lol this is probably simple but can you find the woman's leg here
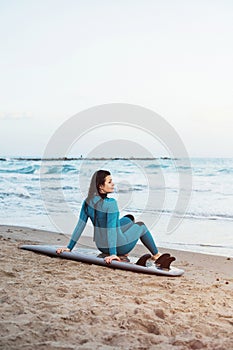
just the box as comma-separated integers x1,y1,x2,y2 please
99,217,159,257
116,239,139,255
117,218,159,256
136,221,158,255
111,216,136,255
98,216,136,255
120,215,135,233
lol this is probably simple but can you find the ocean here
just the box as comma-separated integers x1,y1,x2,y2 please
0,157,232,257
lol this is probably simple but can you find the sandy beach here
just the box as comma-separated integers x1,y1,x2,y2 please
1,225,233,350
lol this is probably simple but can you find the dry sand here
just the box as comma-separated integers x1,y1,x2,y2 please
0,224,233,350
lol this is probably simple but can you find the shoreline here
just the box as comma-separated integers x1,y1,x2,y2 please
1,225,233,349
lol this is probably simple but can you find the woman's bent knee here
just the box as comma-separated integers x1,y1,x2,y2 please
124,214,135,222
136,221,144,226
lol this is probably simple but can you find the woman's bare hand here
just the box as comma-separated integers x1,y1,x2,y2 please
56,247,71,254
104,255,121,264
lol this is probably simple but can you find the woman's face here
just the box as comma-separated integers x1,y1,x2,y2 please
99,175,114,194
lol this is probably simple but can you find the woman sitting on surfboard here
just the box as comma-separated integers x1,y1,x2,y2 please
57,170,174,268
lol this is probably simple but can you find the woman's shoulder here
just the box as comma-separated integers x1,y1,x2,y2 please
85,196,118,208
105,197,118,205
105,197,118,212
105,197,116,203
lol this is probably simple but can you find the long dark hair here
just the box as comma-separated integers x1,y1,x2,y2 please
87,170,111,202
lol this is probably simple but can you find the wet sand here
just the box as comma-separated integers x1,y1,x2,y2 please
0,225,233,350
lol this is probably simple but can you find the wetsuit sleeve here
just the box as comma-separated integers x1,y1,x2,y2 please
107,199,119,256
67,201,88,250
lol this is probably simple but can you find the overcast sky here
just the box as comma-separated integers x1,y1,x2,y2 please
0,0,232,158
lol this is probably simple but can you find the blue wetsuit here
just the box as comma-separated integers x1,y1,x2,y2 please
67,195,158,256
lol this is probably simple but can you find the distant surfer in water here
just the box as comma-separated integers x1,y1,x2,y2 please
57,170,174,268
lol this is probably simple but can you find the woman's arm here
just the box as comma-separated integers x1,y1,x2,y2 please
105,198,119,258
56,201,88,253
